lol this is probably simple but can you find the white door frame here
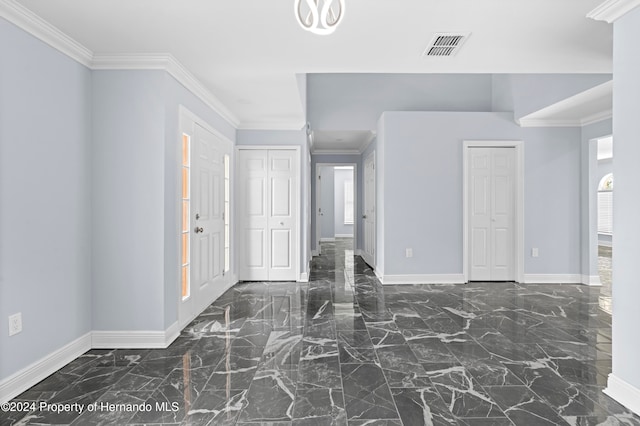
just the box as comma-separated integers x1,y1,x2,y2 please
237,145,301,282
463,140,524,283
314,162,358,255
362,151,376,268
177,106,234,329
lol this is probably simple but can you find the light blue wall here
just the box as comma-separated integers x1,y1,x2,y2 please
505,74,612,121
308,74,493,131
334,168,354,237
0,18,92,380
91,70,167,331
309,73,611,131
320,166,335,239
580,119,612,278
611,6,640,391
378,111,582,277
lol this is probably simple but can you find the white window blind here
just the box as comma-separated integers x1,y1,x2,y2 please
344,181,354,225
598,191,613,235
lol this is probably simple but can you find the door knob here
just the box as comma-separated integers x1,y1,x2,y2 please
195,227,204,233
362,214,367,219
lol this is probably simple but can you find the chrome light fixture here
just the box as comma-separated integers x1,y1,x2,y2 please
295,0,345,35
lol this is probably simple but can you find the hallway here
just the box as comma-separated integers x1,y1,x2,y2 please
1,240,637,425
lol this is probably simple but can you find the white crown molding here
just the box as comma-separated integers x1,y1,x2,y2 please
0,332,92,404
582,109,613,126
588,0,640,23
1,1,242,129
518,109,612,128
0,0,93,66
518,118,583,127
92,54,240,128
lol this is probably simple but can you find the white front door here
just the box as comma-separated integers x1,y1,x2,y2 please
239,148,299,281
468,147,515,281
192,124,226,312
362,152,376,267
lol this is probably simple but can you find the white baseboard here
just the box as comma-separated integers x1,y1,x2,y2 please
604,373,640,416
582,274,602,286
334,234,353,238
0,332,92,404
311,249,319,257
523,274,582,284
299,272,309,282
380,274,466,285
92,321,180,349
320,237,335,242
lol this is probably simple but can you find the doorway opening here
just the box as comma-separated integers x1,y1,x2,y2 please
597,136,613,313
315,163,357,257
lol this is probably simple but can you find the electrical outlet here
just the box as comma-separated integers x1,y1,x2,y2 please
531,248,539,258
406,248,413,258
9,313,22,336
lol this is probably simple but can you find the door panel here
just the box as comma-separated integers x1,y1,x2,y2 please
271,229,291,268
246,229,265,268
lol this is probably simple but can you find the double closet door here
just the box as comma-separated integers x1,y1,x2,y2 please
468,147,516,281
238,148,299,281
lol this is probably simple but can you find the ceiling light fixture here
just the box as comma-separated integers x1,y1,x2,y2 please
295,0,345,35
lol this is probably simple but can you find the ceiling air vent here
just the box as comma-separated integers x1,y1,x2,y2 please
423,33,469,57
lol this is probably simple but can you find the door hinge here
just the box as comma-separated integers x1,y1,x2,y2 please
222,211,225,221
318,175,321,180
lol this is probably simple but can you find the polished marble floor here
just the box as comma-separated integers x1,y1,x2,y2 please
3,239,639,425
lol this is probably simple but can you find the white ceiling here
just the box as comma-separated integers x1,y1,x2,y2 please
10,0,612,130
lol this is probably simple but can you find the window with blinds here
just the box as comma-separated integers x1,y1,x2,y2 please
344,181,354,225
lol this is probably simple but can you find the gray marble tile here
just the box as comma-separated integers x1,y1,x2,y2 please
3,240,624,426
341,363,399,421
237,369,298,422
486,386,571,426
292,387,347,425
391,386,458,425
428,365,503,418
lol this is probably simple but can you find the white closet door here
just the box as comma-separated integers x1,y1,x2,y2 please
239,149,269,280
238,148,298,281
469,147,515,281
267,149,298,281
